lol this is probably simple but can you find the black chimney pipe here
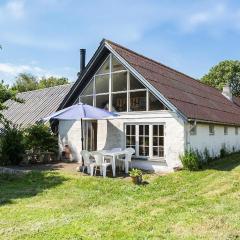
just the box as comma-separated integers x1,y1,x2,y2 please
80,49,86,74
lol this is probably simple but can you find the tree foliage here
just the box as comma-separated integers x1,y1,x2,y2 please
12,73,38,92
201,60,240,96
0,81,19,123
24,123,58,154
12,73,69,93
0,122,25,166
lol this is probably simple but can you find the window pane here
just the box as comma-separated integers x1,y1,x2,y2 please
112,56,125,72
153,125,158,136
96,94,109,110
131,125,135,135
81,80,93,95
159,137,164,146
139,146,149,156
112,72,127,92
112,92,127,112
149,93,166,111
95,75,109,94
80,96,93,106
126,136,131,145
153,147,158,157
130,74,145,90
130,91,146,111
159,125,164,136
145,125,149,135
159,147,164,157
139,125,143,135
153,137,158,146
96,57,110,74
126,125,131,135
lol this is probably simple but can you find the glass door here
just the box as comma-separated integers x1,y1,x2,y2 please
84,120,97,151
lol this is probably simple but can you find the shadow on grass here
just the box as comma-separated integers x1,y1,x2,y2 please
202,153,240,171
0,171,67,206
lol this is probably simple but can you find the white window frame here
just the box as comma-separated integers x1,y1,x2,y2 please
209,124,215,135
79,53,167,112
224,126,228,135
235,126,238,135
124,123,165,161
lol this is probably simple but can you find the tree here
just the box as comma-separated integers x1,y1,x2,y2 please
12,73,38,92
201,60,240,97
38,76,69,89
0,81,20,124
12,74,70,92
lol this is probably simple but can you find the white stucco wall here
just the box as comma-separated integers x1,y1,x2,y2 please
58,120,82,162
58,111,185,171
188,123,240,157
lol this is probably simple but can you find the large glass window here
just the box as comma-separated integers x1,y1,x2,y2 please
79,53,168,112
82,80,93,95
112,92,127,112
112,55,125,72
149,93,167,111
112,72,127,92
95,75,109,94
130,91,146,111
96,57,110,74
96,94,109,110
79,96,93,106
130,74,145,90
125,124,164,159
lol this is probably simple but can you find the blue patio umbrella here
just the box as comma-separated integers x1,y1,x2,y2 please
43,103,117,165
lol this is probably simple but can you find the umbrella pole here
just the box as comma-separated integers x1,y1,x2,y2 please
81,118,84,168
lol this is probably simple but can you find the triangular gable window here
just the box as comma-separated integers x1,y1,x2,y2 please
112,55,125,72
96,56,110,75
79,53,168,112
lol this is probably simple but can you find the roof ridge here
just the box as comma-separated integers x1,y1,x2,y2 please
104,39,221,93
17,83,73,95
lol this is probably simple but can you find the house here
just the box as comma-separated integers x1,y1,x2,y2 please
2,84,72,128
57,39,240,172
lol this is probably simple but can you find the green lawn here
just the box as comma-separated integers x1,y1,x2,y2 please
1,155,240,240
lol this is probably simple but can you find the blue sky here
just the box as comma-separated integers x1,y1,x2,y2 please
1,0,240,85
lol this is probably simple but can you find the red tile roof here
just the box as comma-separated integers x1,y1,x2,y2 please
107,40,240,125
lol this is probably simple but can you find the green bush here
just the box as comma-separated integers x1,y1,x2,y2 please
0,122,25,166
180,149,200,171
220,144,228,158
203,147,212,163
24,123,58,154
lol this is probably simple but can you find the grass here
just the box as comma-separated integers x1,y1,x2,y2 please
1,155,240,240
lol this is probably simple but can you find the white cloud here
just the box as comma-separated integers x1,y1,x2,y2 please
180,3,240,33
0,62,65,84
0,0,26,21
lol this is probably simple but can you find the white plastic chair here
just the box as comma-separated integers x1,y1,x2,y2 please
80,150,93,174
117,148,135,172
90,152,112,177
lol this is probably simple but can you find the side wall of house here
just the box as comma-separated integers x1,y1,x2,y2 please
58,120,82,162
97,112,185,170
188,123,240,157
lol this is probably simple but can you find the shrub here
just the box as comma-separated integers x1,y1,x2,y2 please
180,149,199,171
129,168,142,177
0,122,25,166
24,123,58,154
203,147,212,163
220,144,228,158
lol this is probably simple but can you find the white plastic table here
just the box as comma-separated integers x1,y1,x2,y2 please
100,149,128,177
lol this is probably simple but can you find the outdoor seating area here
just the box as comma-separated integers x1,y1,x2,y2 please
80,147,135,177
